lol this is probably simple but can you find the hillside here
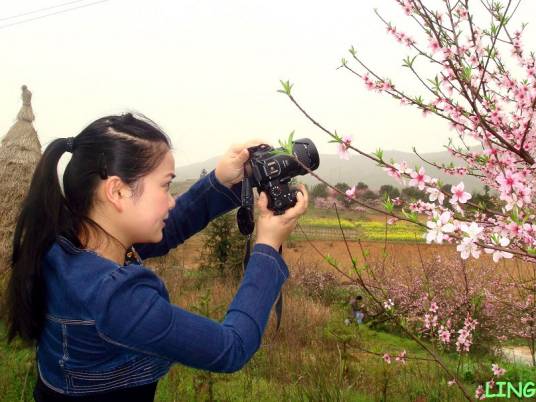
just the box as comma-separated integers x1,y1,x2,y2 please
174,148,483,193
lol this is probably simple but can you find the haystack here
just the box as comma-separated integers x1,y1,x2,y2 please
0,86,42,274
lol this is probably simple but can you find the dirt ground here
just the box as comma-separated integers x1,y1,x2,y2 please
171,234,532,278
502,346,536,366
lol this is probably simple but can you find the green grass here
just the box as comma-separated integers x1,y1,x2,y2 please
1,272,534,402
3,312,529,401
295,213,426,242
0,322,35,401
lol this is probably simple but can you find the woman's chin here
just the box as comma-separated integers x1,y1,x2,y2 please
155,228,165,241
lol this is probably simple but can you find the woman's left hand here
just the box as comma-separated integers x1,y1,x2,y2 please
215,139,268,188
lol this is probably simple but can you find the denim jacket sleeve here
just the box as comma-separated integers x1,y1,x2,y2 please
94,244,288,373
134,169,242,260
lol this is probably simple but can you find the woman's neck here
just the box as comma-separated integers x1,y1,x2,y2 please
94,242,128,266
79,229,130,266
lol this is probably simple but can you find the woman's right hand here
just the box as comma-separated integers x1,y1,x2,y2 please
254,184,309,251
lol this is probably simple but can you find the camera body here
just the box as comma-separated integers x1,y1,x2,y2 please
245,138,319,215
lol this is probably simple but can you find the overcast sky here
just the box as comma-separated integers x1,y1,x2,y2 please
1,0,535,168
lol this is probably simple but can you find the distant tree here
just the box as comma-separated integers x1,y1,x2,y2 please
334,182,351,206
379,184,400,200
401,187,426,202
362,190,379,201
334,182,350,192
311,183,328,199
200,168,208,178
356,182,368,191
471,185,495,211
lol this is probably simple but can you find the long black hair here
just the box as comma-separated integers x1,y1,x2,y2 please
4,113,171,343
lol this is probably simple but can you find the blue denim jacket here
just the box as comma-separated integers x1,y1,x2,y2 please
37,169,289,395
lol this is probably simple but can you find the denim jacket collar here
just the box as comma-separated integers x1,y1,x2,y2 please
56,235,142,267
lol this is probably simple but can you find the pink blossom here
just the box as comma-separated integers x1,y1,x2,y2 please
456,328,472,352
401,0,413,15
385,165,401,181
489,108,504,125
514,84,529,104
441,46,453,60
385,161,409,183
460,222,482,241
457,238,481,259
387,217,399,225
381,81,394,92
449,182,472,204
496,170,524,193
403,36,415,47
392,197,404,206
426,211,455,244
484,236,513,262
424,313,438,329
337,135,352,160
514,186,532,208
501,75,515,90
409,167,430,190
427,187,445,204
455,6,468,19
428,38,441,53
438,327,451,344
491,363,506,377
475,385,485,400
383,353,392,364
345,185,356,199
362,74,375,91
395,350,407,364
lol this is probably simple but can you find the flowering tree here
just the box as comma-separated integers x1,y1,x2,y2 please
277,0,536,399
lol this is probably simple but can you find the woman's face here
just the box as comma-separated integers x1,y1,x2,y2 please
123,150,176,245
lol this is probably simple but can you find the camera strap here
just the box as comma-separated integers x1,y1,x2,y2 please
237,174,283,331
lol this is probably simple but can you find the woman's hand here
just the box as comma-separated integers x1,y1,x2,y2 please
215,139,268,188
255,184,309,251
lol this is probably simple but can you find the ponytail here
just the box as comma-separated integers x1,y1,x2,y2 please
4,113,171,343
6,138,72,342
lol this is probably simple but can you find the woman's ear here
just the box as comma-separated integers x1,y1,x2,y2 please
102,176,132,212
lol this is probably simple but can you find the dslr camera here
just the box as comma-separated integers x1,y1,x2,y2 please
244,138,320,215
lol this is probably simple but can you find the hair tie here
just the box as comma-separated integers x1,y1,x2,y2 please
65,137,75,153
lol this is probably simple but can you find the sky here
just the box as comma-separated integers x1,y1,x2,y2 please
1,0,536,168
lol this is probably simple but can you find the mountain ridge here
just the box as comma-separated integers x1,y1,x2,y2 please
174,148,483,192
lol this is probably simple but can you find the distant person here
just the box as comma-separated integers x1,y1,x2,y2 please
3,113,309,401
349,294,365,324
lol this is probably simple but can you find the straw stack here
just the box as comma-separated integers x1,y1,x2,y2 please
0,86,42,274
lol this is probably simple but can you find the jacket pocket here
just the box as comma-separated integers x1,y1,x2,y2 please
63,355,165,394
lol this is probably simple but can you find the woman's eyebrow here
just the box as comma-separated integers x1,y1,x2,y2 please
165,173,176,179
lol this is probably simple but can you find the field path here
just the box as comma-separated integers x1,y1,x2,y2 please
501,346,535,366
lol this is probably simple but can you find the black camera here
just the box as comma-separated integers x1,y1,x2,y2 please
244,138,320,215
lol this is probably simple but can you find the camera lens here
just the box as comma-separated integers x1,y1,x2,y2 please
292,138,320,174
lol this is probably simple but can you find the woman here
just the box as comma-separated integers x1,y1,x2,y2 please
3,113,308,401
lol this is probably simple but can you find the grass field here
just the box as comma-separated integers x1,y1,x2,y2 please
1,239,534,401
1,205,534,401
292,207,426,243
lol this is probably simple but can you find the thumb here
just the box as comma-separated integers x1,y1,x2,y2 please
239,148,249,161
257,191,269,213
